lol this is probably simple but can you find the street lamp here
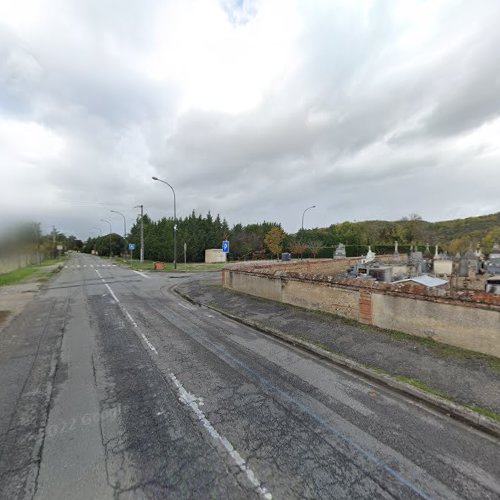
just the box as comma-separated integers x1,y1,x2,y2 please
134,204,144,263
152,176,177,269
301,205,316,230
110,209,127,255
100,218,112,258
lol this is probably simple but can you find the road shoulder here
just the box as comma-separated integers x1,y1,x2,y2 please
175,276,500,438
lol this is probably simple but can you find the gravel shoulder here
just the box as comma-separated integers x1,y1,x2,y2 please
177,275,500,417
0,263,64,333
0,283,41,333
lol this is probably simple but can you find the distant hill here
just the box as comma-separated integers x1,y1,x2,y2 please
299,212,500,254
429,212,500,242
363,212,500,243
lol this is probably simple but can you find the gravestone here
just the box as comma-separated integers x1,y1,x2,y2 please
334,243,346,259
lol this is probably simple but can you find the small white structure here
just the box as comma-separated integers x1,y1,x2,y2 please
393,275,448,288
362,245,376,264
433,247,453,276
433,259,453,276
205,249,227,263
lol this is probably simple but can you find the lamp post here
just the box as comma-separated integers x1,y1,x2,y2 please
134,204,144,263
152,176,177,269
110,209,127,256
91,227,102,255
301,205,316,231
100,219,112,258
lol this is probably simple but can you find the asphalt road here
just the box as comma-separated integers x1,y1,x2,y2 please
1,253,499,499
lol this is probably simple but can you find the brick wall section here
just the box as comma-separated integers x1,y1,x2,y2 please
222,260,500,358
224,259,500,312
358,291,372,324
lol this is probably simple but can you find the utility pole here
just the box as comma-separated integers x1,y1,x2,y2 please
134,205,144,263
34,222,41,265
52,226,56,259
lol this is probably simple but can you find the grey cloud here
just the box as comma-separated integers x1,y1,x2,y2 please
424,40,500,137
2,0,500,239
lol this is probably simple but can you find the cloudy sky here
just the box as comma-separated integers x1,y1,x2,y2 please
1,0,500,239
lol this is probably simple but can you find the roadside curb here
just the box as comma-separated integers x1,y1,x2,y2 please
174,287,500,439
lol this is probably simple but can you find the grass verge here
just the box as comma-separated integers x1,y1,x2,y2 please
113,258,227,273
396,376,500,422
0,257,66,286
0,267,39,286
394,376,448,399
464,405,500,422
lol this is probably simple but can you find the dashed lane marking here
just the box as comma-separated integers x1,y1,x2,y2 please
140,333,158,354
66,264,114,268
94,268,157,355
104,283,120,303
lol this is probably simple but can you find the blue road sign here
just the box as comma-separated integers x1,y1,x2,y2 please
128,243,136,250
222,240,229,253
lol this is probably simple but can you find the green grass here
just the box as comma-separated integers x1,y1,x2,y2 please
395,376,448,399
37,256,67,267
399,376,500,422
112,258,155,270
0,267,39,286
464,405,500,422
113,258,227,273
390,376,500,422
0,257,66,286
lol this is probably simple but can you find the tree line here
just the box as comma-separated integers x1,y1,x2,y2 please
81,210,500,262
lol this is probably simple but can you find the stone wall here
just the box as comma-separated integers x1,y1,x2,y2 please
0,253,41,274
205,249,227,264
222,261,500,358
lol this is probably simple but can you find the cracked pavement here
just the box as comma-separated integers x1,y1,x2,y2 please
0,253,499,499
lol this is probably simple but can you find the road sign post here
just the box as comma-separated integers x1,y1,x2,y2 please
128,243,136,265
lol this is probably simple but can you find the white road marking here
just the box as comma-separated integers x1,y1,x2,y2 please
133,270,149,278
104,283,120,303
95,269,120,302
178,302,192,310
124,309,138,327
94,268,158,355
169,373,272,499
141,333,158,355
